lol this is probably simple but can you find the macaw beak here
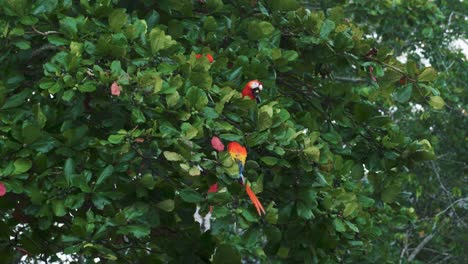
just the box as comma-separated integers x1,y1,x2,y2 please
252,88,261,103
252,83,263,103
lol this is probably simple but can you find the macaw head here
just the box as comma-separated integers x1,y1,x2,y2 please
242,80,263,103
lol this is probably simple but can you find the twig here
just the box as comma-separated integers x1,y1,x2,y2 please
431,161,450,198
399,231,409,264
408,233,435,261
434,197,468,218
333,76,367,83
31,26,61,36
369,57,415,82
431,161,467,226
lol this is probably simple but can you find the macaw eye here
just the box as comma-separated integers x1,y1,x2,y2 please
251,82,259,88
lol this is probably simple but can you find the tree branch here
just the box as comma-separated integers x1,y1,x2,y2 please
408,233,435,262
399,231,410,264
333,76,367,83
31,26,61,36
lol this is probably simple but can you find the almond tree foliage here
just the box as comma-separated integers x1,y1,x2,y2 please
0,0,443,263
345,1,468,263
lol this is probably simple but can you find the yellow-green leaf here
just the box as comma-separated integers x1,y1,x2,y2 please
188,166,201,176
429,96,445,109
418,67,437,82
157,199,175,212
163,151,184,161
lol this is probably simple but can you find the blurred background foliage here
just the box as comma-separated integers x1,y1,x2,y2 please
0,0,465,263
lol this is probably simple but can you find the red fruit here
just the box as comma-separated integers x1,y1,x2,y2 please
110,82,122,96
206,53,214,63
208,183,218,193
195,53,214,63
211,136,224,151
0,182,6,197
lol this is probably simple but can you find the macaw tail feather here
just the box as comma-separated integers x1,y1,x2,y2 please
245,184,266,216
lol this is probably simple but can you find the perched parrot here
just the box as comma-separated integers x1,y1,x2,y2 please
227,142,266,215
241,80,263,103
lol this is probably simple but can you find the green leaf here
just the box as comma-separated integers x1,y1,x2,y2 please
179,188,203,203
108,8,128,32
322,132,340,144
166,92,180,108
149,27,177,53
246,131,269,147
51,200,67,217
270,0,299,11
108,134,125,144
131,108,146,123
343,202,358,217
181,123,198,140
78,82,96,92
156,199,175,212
59,16,78,37
258,105,273,131
265,206,279,224
117,225,150,238
64,193,85,209
14,40,31,50
203,16,218,31
337,193,356,203
206,0,224,12
429,96,445,109
418,67,437,82
64,158,75,186
33,104,47,128
140,173,155,189
304,146,320,162
32,0,58,15
394,84,412,103
277,247,290,259
333,218,346,233
381,185,400,203
213,244,241,264
296,201,313,220
351,164,364,179
22,124,42,144
248,21,275,40
163,151,184,161
188,166,201,176
95,165,114,186
14,159,32,174
185,87,208,111
344,220,359,233
154,76,163,93
320,19,335,39
260,156,279,166
2,89,30,109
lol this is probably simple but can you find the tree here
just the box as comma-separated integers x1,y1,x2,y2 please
0,0,441,263
345,0,467,262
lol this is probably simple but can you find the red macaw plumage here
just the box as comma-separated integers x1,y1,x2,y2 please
227,142,265,215
207,183,218,212
241,80,263,103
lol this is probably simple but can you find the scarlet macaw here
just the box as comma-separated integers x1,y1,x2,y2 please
227,142,265,215
241,80,263,103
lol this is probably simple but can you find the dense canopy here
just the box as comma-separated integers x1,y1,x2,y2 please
0,0,465,263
